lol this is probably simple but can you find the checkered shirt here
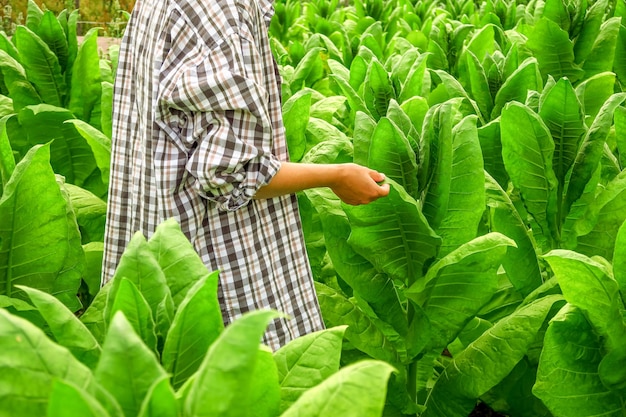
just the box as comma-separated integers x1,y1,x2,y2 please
102,0,323,349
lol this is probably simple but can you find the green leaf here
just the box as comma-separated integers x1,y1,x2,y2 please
0,144,83,310
422,114,485,256
463,50,493,120
0,309,99,416
146,218,213,307
66,119,111,185
355,117,419,197
573,0,609,63
398,52,430,104
14,25,66,107
18,104,102,191
282,90,312,162
501,102,559,245
538,77,586,194
575,171,626,260
526,18,584,83
274,326,346,412
491,57,542,118
485,174,543,296
362,58,395,120
328,59,369,118
478,119,507,187
0,116,15,188
0,50,42,111
280,360,395,417
582,17,621,78
343,179,441,286
110,233,167,308
95,312,168,417
83,241,103,298
315,282,401,364
575,71,616,122
109,278,158,354
69,28,102,124
613,220,626,296
306,188,407,337
37,10,70,74
25,0,43,31
136,376,178,417
101,81,113,138
62,182,106,244
407,233,515,352
543,250,626,349
47,380,112,417
540,0,571,32
565,93,626,216
162,271,223,390
534,304,626,417
184,310,282,417
422,295,563,417
19,285,101,369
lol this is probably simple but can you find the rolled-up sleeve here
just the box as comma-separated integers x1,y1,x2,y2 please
159,29,281,211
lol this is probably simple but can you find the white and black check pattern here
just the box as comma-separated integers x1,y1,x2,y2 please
102,0,323,349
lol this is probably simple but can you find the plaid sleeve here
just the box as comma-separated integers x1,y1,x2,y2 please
159,29,281,211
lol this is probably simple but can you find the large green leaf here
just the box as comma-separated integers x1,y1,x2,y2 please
534,304,626,417
582,17,621,78
18,104,101,191
109,278,158,354
37,10,70,74
343,180,441,286
328,59,369,118
184,310,282,417
280,360,395,417
422,114,485,256
47,380,112,417
19,285,101,369
501,102,559,245
95,312,167,417
485,174,543,296
68,28,102,125
565,93,626,216
274,326,346,413
397,52,430,104
0,115,15,189
354,116,419,197
574,171,626,260
315,282,401,364
0,144,82,310
146,218,214,307
13,25,66,107
526,18,585,83
306,188,407,336
0,50,42,111
282,90,312,162
62,182,106,244
544,249,626,391
575,72,616,122
407,233,515,352
362,58,395,120
66,119,111,186
573,0,609,63
538,77,586,194
491,57,542,119
0,309,109,417
136,376,178,417
162,272,223,389
462,50,493,120
422,295,563,417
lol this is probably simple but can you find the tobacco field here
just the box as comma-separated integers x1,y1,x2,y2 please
0,0,625,415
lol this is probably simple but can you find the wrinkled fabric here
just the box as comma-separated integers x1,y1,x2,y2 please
102,0,323,349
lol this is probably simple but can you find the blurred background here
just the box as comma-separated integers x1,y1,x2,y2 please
2,0,133,36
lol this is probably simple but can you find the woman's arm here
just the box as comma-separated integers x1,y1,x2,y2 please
254,162,390,205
